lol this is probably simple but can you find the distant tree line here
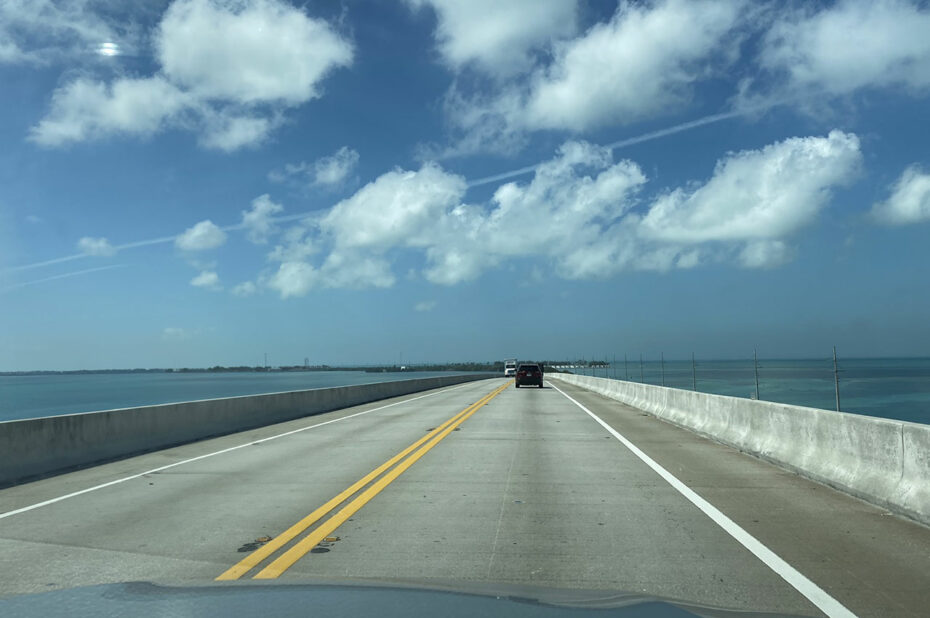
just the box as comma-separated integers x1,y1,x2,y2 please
1,359,594,376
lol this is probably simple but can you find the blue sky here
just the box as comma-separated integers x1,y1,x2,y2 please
2,0,930,371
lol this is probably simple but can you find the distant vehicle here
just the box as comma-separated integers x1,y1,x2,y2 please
515,363,543,388
504,359,517,377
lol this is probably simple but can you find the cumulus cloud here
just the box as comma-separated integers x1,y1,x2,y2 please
190,270,221,290
270,146,360,188
872,165,930,225
242,194,284,244
31,76,189,146
639,130,862,242
748,0,930,106
522,0,744,132
30,0,353,149
268,261,316,299
260,131,862,297
158,0,351,103
77,236,116,256
321,163,467,251
312,147,360,186
414,300,437,312
443,0,746,153
422,141,648,283
175,220,227,251
267,220,318,263
406,0,577,77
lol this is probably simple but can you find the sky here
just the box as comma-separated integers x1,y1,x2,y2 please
1,0,930,371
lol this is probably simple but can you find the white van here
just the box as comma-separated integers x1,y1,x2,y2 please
504,359,517,377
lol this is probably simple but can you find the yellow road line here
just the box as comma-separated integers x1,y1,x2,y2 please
216,381,508,581
254,381,509,579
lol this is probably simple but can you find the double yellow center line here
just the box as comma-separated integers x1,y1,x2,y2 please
217,381,509,580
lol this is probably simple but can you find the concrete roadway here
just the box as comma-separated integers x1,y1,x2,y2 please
1,377,929,616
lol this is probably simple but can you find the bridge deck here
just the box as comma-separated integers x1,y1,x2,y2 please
1,378,928,616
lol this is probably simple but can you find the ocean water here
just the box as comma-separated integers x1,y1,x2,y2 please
0,371,472,423
573,357,930,425
3,359,929,425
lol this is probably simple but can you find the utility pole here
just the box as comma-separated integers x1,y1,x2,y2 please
640,353,644,383
833,346,841,412
691,352,697,391
753,348,760,400
661,352,665,387
624,353,628,380
264,352,267,370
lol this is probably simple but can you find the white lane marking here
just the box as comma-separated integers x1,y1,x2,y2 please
548,381,856,618
0,381,488,521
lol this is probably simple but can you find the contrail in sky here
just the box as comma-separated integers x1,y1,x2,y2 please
466,108,750,188
4,105,768,275
2,212,323,275
0,264,127,293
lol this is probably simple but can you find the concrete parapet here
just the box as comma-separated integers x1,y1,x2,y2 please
0,374,495,487
551,373,930,527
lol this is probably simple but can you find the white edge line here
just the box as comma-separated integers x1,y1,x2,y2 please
547,380,857,618
0,381,485,521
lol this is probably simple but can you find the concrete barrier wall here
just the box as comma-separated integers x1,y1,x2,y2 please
0,374,496,487
550,373,930,527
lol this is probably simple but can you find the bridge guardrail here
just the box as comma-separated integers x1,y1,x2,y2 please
0,374,497,487
551,373,930,527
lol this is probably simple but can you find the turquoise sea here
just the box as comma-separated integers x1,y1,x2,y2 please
2,359,928,425
0,371,470,423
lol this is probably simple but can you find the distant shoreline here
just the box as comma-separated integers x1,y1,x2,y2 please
2,356,926,377
0,364,500,377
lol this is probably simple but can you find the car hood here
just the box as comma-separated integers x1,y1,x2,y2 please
0,578,806,618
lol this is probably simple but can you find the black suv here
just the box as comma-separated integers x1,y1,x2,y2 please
515,363,543,388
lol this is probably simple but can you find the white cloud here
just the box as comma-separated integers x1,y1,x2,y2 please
242,194,284,244
268,261,317,299
318,251,395,289
444,0,746,153
30,77,189,146
190,270,221,290
231,280,258,296
267,220,318,262
872,165,930,225
30,0,353,149
522,0,745,132
77,236,116,256
197,111,279,152
414,300,437,312
270,146,360,188
422,141,647,283
321,163,467,251
176,220,227,251
158,0,352,104
407,0,577,77
639,131,862,243
756,0,930,100
261,132,861,296
312,146,360,186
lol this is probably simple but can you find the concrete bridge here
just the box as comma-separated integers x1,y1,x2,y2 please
1,374,928,616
